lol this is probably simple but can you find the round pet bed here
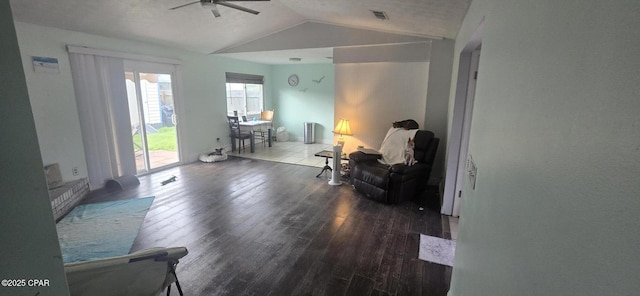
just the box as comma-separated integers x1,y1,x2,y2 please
199,150,228,163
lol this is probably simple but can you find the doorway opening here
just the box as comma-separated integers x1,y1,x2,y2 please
442,20,483,217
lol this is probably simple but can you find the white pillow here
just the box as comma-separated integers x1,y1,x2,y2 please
378,128,419,165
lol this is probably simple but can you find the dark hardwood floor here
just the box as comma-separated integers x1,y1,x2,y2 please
84,156,452,295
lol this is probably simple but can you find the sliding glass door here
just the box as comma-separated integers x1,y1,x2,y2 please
125,62,180,174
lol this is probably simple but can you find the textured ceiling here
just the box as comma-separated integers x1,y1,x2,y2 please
9,0,470,62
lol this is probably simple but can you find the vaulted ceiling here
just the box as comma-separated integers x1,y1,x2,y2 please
9,0,471,64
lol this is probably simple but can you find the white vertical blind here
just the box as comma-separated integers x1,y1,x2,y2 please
69,53,136,189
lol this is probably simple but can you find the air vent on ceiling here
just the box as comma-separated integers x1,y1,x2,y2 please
371,10,389,21
289,57,302,62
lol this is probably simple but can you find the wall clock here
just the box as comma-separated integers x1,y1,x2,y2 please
288,74,299,87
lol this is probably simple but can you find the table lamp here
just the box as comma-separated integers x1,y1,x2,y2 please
333,119,352,146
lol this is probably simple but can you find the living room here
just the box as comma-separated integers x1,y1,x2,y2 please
8,2,454,294
14,20,451,191
3,0,640,295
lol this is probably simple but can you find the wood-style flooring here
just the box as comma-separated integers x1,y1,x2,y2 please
84,156,452,296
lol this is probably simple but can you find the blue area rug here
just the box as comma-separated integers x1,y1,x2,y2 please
56,196,155,263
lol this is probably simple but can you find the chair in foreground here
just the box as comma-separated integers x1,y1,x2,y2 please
227,115,252,152
64,247,188,296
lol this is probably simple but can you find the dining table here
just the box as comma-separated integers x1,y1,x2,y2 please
239,120,272,153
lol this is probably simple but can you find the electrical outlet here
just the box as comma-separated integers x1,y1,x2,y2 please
72,167,79,176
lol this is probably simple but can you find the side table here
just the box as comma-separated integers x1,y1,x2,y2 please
314,150,348,178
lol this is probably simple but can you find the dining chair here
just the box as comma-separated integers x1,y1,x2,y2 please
227,116,252,151
255,110,274,146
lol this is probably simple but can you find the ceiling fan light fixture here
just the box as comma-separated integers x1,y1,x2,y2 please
371,10,389,21
211,7,221,17
170,0,266,16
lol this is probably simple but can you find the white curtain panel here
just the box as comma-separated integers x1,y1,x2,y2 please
69,53,136,189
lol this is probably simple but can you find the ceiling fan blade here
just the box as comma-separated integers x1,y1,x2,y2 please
217,1,260,15
211,7,221,17
169,1,201,10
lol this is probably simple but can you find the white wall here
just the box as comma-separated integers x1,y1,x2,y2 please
0,4,68,294
271,64,335,143
16,23,87,183
447,0,640,295
15,22,271,184
334,62,429,154
333,41,451,185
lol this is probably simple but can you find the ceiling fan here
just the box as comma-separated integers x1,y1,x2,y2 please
169,0,269,18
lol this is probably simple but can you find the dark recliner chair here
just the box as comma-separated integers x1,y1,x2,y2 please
349,130,439,204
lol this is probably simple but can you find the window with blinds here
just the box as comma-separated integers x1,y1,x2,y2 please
225,72,264,118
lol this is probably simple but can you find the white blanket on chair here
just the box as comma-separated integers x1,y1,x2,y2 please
378,128,419,165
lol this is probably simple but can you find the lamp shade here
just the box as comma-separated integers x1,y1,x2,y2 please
333,119,353,136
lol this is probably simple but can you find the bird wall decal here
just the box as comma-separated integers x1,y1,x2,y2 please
312,75,325,83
